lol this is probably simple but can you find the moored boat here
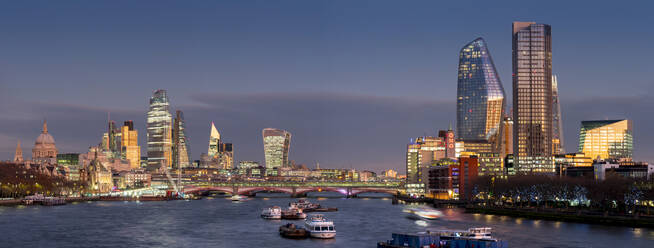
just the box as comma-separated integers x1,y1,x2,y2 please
261,206,282,219
304,214,336,239
282,207,307,220
290,199,320,210
279,223,309,239
231,195,248,201
377,227,507,248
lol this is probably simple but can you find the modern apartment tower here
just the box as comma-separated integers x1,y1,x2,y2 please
121,120,141,169
456,38,506,148
551,75,564,155
262,128,291,169
146,89,173,171
512,22,554,173
578,120,633,161
172,110,190,169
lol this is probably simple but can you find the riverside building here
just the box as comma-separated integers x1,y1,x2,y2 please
512,22,554,173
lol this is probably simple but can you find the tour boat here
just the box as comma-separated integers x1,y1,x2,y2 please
403,206,443,220
290,199,320,210
279,223,309,239
231,195,247,201
304,214,336,238
377,227,507,248
261,206,282,219
281,207,307,220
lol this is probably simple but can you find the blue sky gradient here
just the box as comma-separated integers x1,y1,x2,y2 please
1,1,653,171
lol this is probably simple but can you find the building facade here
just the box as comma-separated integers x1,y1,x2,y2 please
146,89,173,171
208,122,220,158
551,75,564,155
457,38,506,150
121,120,141,169
512,22,554,173
578,120,633,161
262,128,291,170
172,110,190,169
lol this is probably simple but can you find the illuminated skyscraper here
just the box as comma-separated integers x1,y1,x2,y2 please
512,22,554,173
552,75,565,154
262,128,291,169
456,38,505,148
578,120,633,161
173,110,190,169
208,122,220,158
121,120,141,169
146,89,173,171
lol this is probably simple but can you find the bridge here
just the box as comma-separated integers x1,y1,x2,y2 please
182,181,401,198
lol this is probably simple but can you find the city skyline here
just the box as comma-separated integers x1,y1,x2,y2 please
1,1,653,171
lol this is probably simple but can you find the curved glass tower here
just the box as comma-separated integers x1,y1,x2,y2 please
262,128,291,169
456,38,505,144
146,89,173,170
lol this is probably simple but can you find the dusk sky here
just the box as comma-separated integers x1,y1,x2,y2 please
1,0,653,172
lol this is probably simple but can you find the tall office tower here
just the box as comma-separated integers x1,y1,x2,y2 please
107,120,119,154
551,75,565,155
172,110,190,169
578,120,633,161
457,38,506,151
512,22,554,173
208,122,220,158
146,89,173,171
220,143,234,169
121,120,141,169
502,116,514,156
262,128,291,169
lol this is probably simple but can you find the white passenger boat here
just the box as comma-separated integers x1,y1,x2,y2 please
231,195,247,201
261,206,282,219
304,214,336,238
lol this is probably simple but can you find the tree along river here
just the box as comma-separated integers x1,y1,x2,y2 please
1,192,653,247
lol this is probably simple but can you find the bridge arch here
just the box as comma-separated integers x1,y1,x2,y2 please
183,186,233,195
350,188,398,197
295,187,348,196
237,187,294,196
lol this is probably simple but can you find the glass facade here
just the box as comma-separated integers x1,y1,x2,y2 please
121,120,141,169
262,128,291,169
552,75,565,154
173,110,190,169
456,38,505,144
512,22,554,173
578,120,633,160
146,89,173,170
208,122,220,158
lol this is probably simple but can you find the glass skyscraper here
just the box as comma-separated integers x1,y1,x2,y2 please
173,110,190,169
208,122,220,158
146,89,173,171
512,22,554,173
552,75,565,155
262,128,291,169
578,120,633,161
456,38,505,146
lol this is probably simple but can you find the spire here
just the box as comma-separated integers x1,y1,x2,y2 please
14,140,23,162
42,119,48,134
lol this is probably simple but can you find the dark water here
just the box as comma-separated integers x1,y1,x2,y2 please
1,193,653,248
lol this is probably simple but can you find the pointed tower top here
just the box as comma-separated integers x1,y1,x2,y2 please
42,119,48,134
448,123,453,131
14,139,23,162
210,122,220,140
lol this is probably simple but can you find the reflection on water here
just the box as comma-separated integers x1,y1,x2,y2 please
0,192,652,248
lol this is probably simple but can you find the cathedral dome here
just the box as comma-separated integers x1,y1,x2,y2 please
32,120,57,161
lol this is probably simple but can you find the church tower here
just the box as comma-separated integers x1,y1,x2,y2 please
14,140,23,162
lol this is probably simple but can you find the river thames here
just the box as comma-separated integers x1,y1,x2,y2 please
1,193,653,248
